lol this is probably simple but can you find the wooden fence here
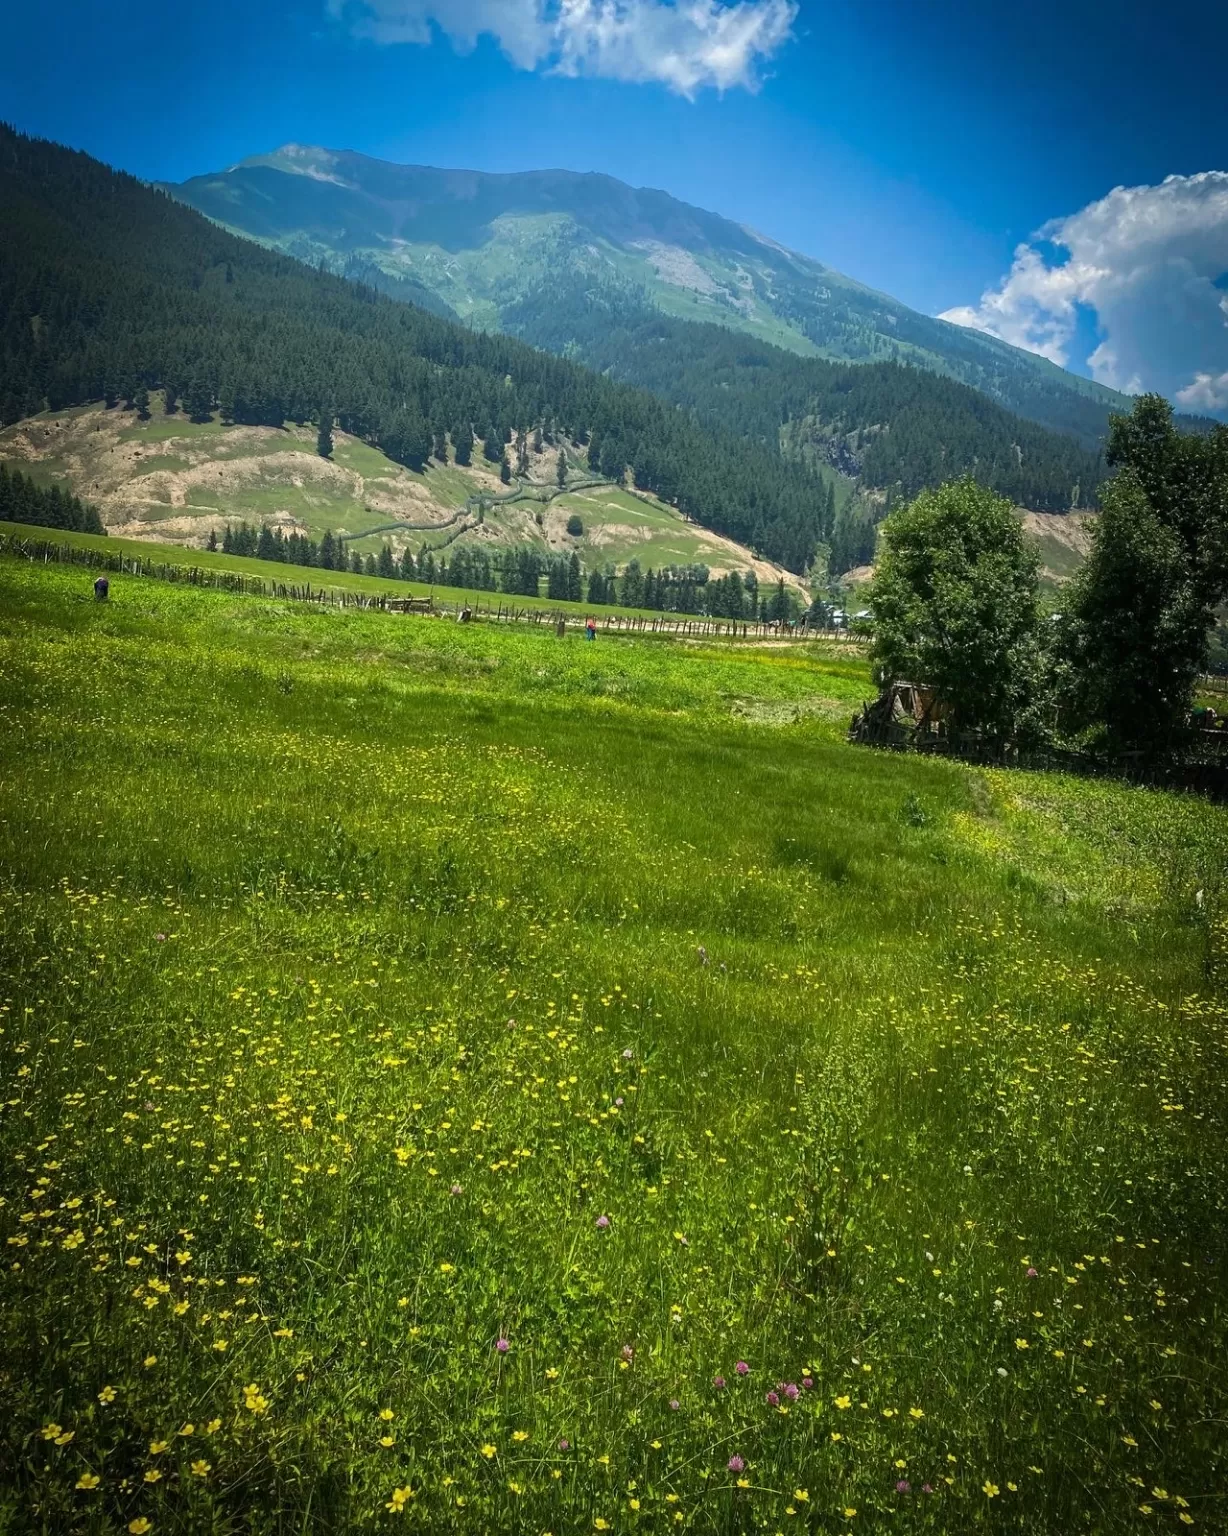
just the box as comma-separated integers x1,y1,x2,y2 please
0,530,856,643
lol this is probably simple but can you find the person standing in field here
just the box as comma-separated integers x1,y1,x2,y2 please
94,575,109,601
585,617,596,642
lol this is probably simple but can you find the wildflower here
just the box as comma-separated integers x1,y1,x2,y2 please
98,1386,117,1404
496,1338,510,1355
909,1406,924,1419
242,1383,269,1415
668,1400,680,1411
1015,1338,1029,1350
728,1456,745,1473
795,1489,809,1502
190,1460,210,1478
596,1215,610,1229
55,1431,74,1447
379,1436,395,1448
40,1424,62,1441
834,1395,852,1410
128,1522,153,1535
802,1377,814,1389
76,1473,101,1490
379,1408,395,1421
896,1480,911,1493
735,1360,749,1375
1027,1267,1038,1278
450,1184,463,1195
386,1486,414,1513
983,1481,1000,1498
149,1441,168,1455
144,1470,163,1484
481,1444,497,1459
622,1049,633,1059
765,1391,780,1407
713,1376,726,1390
143,1355,158,1368
512,1430,529,1442
559,1439,570,1451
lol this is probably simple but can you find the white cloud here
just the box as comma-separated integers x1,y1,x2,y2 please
939,172,1228,415
331,0,797,94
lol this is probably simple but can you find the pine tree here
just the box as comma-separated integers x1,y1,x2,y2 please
454,424,473,467
318,530,336,570
567,552,582,602
207,528,218,552
377,543,395,579
399,547,416,582
556,452,567,490
317,409,334,459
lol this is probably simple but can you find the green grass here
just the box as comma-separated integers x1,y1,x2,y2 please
1,556,1226,1534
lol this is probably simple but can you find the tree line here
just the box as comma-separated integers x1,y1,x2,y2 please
0,462,103,534
0,126,832,574
214,520,795,618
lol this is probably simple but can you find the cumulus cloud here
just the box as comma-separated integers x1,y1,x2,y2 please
940,172,1228,415
331,0,798,95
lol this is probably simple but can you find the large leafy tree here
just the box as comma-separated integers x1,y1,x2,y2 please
1059,396,1228,752
869,477,1041,742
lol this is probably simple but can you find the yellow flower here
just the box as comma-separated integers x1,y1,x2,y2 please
40,1424,62,1441
205,1419,221,1434
545,1367,560,1381
273,1328,293,1339
143,1355,158,1368
1015,1338,1029,1350
736,1478,750,1489
178,1423,195,1436
378,1408,395,1421
983,1482,1000,1498
842,1509,857,1519
909,1406,924,1419
55,1431,75,1447
512,1430,529,1442
595,1522,611,1532
76,1473,101,1490
144,1470,163,1484
629,1497,640,1509
386,1486,414,1513
149,1441,168,1455
794,1489,809,1502
129,1521,153,1535
242,1385,268,1415
98,1386,117,1404
1179,1515,1195,1526
190,1460,211,1478
834,1395,852,1410
481,1444,497,1459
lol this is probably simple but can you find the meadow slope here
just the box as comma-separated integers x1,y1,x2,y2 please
0,559,1225,1535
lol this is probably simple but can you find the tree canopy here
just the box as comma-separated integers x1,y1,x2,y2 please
869,478,1041,743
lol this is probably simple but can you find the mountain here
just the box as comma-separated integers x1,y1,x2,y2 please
170,145,1132,447
0,126,834,573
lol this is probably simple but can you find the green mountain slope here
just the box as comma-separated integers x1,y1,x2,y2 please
170,145,1133,445
0,126,833,573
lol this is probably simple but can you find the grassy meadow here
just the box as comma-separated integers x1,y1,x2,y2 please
1,556,1226,1534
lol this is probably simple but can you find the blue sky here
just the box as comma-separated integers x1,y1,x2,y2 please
4,0,1227,406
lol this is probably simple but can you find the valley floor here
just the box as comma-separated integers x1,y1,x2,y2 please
0,558,1225,1533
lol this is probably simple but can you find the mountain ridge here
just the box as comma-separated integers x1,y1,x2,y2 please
170,144,1134,446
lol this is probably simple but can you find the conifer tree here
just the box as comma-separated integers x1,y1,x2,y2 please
317,409,334,459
